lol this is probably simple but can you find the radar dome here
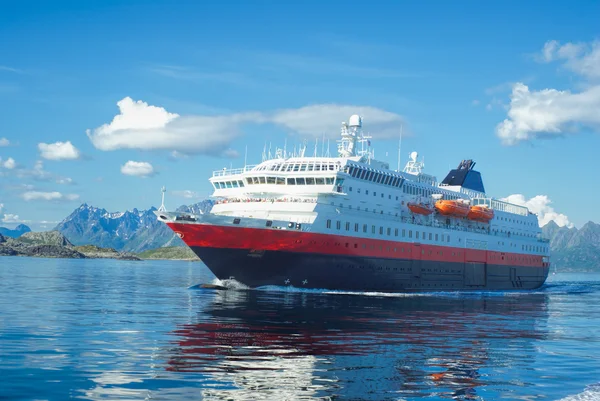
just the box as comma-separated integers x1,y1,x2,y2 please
348,114,362,127
410,151,418,161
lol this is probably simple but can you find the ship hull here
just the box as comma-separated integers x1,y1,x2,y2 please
191,246,549,292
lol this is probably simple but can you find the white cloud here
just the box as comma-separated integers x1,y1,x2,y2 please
539,40,600,80
0,203,4,212
1,157,16,169
268,104,405,139
495,83,600,145
87,97,405,155
38,141,81,160
21,191,80,202
0,137,9,147
120,161,155,177
502,194,572,228
172,190,200,199
56,177,73,185
2,214,27,223
497,40,600,145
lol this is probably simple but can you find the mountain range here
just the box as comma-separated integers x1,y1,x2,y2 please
53,201,213,252
0,224,31,238
542,220,600,271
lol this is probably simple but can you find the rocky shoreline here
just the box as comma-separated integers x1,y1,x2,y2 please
0,231,141,261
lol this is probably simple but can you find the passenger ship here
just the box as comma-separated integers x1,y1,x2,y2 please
157,115,550,292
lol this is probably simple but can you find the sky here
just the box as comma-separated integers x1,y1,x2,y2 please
1,0,599,231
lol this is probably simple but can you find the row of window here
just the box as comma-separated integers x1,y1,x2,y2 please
214,180,245,189
349,187,400,201
243,176,336,186
254,162,341,172
522,244,547,253
344,164,404,188
326,219,452,243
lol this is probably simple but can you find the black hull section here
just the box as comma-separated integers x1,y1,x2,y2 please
192,247,549,292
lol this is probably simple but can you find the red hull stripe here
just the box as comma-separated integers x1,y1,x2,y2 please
168,223,547,268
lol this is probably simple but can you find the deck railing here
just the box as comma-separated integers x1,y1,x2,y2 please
212,165,257,177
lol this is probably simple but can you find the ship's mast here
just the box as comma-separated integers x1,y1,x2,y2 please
158,186,166,212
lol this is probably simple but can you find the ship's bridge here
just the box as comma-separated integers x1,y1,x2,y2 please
209,157,358,197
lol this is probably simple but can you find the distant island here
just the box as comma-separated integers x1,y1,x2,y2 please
2,201,600,270
0,231,199,261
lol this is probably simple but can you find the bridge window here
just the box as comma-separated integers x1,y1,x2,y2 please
315,178,325,185
325,177,334,185
387,227,391,236
276,177,285,185
326,220,331,228
336,221,341,230
296,178,306,185
306,177,315,185
345,222,350,231
363,224,367,233
267,177,276,184
287,178,296,185
380,227,383,235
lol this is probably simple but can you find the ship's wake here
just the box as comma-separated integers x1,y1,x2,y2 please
188,278,600,299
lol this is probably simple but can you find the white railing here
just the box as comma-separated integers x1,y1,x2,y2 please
212,165,257,177
472,197,529,216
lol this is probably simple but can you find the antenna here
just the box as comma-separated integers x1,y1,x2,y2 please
314,138,318,157
158,186,166,212
244,145,248,170
326,139,330,157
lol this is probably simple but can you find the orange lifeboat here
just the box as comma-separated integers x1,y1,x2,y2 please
407,202,434,216
434,200,470,217
467,205,494,222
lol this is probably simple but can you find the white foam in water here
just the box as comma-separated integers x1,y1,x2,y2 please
558,384,600,401
211,278,250,290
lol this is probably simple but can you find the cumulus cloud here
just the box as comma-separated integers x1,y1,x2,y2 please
495,83,600,145
2,214,25,223
497,40,600,145
21,191,80,202
87,97,405,156
0,137,9,147
38,141,81,160
1,157,16,169
540,40,600,80
120,161,156,177
502,194,572,228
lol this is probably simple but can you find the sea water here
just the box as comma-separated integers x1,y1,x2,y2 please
1,256,599,400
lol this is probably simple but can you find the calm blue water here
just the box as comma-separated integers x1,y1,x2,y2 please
1,257,600,400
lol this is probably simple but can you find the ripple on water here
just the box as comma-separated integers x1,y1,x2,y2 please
0,257,599,400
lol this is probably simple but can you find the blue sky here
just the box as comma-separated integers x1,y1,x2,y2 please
1,0,599,230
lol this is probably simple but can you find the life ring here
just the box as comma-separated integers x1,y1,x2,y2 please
176,232,184,239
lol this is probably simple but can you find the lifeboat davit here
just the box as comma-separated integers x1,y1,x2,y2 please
434,200,470,217
407,202,434,216
467,205,494,222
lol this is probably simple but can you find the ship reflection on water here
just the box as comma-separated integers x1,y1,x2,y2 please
165,289,549,400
